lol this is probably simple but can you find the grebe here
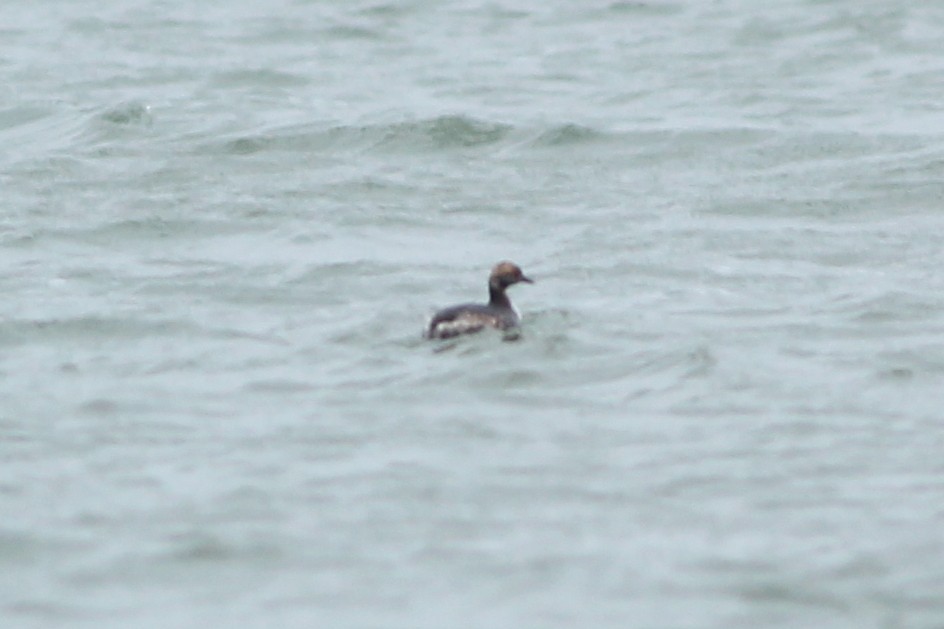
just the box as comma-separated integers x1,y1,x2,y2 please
426,261,533,339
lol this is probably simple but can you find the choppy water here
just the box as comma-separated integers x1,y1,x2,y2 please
3,1,944,627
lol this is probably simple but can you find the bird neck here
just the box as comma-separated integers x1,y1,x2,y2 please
488,282,511,308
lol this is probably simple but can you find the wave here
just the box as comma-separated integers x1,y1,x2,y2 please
207,114,516,156
203,117,785,159
200,116,639,159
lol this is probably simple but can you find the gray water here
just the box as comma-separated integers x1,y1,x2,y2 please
3,1,944,627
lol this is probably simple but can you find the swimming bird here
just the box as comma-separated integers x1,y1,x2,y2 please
425,261,534,339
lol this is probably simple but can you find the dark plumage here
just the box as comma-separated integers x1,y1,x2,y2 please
426,261,533,339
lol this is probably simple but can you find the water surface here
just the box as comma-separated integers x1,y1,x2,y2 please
3,1,944,627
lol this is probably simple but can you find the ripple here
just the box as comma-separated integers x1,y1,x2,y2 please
164,531,284,564
607,1,684,16
0,105,53,132
98,101,153,126
209,68,311,88
0,316,196,347
530,123,604,147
